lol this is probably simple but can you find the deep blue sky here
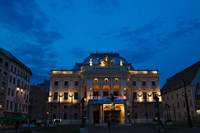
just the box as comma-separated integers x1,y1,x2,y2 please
0,0,200,88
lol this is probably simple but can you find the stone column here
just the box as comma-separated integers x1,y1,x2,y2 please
110,77,113,94
100,77,103,97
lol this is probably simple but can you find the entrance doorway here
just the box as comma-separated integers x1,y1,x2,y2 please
93,111,100,124
104,110,121,124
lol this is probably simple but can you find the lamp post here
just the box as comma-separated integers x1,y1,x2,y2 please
132,94,136,125
107,93,117,124
81,98,85,128
183,79,192,128
48,95,53,123
25,99,32,133
154,95,160,132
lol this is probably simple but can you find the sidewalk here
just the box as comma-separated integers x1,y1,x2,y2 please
87,124,200,133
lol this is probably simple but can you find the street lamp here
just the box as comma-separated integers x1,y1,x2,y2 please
81,98,85,128
154,95,160,132
183,79,192,128
107,93,117,124
25,99,32,133
48,95,53,123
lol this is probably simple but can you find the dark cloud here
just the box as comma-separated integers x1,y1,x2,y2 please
12,42,59,84
101,19,200,64
0,0,64,84
100,21,170,64
170,19,200,39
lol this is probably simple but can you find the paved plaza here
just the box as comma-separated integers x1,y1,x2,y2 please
0,124,200,133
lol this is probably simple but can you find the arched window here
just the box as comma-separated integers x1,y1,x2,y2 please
115,78,119,82
104,78,109,82
94,78,98,82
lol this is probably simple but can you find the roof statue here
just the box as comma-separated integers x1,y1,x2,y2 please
100,55,113,66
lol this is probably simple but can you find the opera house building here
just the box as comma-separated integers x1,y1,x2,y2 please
48,53,162,124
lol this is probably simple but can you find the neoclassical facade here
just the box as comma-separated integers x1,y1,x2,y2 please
48,53,162,124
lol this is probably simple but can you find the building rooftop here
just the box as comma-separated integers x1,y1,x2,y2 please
72,52,134,71
161,61,200,94
0,48,32,75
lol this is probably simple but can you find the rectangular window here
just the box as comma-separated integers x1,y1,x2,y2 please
93,91,99,96
53,92,58,100
5,61,9,68
142,81,146,87
74,81,78,86
6,100,9,110
152,81,156,87
10,65,13,72
10,101,13,110
176,93,178,98
64,92,68,100
132,81,136,86
11,89,14,96
64,81,68,86
7,88,11,95
13,78,15,84
14,67,16,74
177,102,180,109
103,91,109,96
113,91,118,96
74,92,78,100
54,81,58,87
9,76,12,83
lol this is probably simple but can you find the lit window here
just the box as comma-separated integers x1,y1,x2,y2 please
104,78,109,82
94,78,98,82
115,78,119,82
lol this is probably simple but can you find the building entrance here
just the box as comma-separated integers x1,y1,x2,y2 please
93,111,100,124
104,110,121,124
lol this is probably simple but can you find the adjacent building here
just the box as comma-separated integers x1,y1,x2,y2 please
48,53,162,124
30,80,50,123
0,48,32,117
161,61,200,123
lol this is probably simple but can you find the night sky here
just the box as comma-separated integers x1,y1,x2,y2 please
0,0,200,87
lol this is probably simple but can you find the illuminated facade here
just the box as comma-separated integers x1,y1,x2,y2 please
48,53,162,124
0,48,32,117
